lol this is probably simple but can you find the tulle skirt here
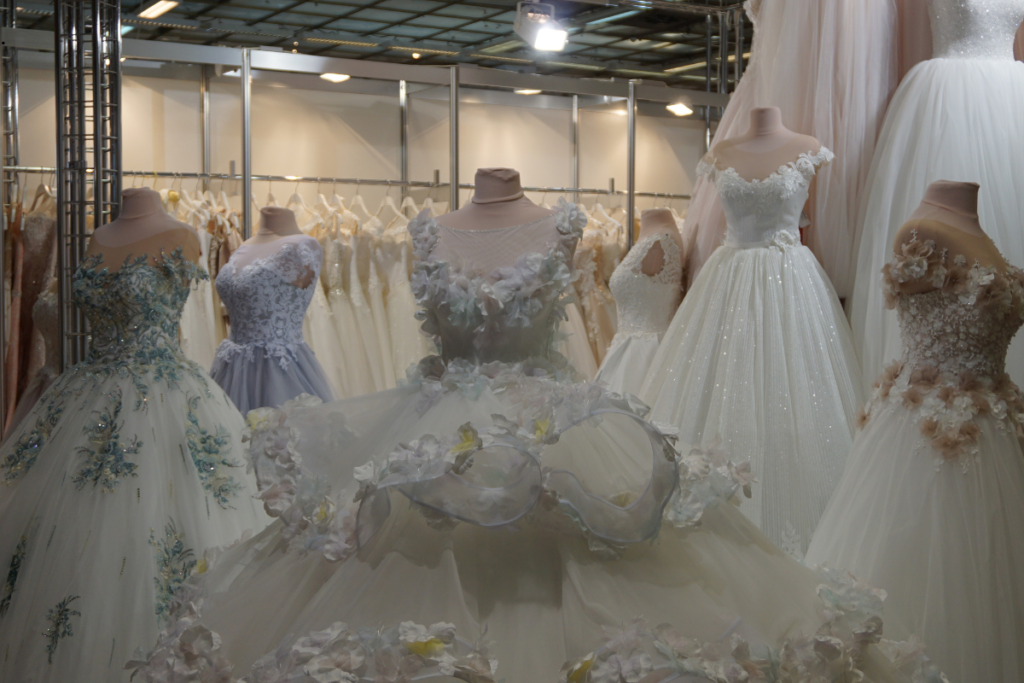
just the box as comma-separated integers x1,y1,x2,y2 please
806,399,1024,683
641,241,863,552
0,358,268,683
210,341,336,415
594,332,660,397
850,58,1024,392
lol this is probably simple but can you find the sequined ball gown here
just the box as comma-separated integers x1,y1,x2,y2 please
808,235,1024,682
129,201,926,683
641,149,864,555
210,235,336,414
850,0,1024,392
0,248,268,683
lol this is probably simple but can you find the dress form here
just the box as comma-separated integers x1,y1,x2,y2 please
85,187,200,269
711,107,822,181
637,208,684,276
894,181,1007,295
231,207,316,287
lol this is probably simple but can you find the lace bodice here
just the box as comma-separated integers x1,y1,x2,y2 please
929,0,1024,60
73,248,205,365
409,199,586,365
697,148,833,249
609,234,683,339
214,235,322,366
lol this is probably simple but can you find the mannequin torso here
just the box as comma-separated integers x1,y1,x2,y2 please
710,107,822,182
636,208,685,276
893,181,1007,295
231,207,316,288
85,187,200,272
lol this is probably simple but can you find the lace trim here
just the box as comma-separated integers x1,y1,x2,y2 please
627,233,683,286
222,238,322,287
210,338,305,371
697,146,834,188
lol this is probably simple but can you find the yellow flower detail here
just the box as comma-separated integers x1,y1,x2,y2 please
451,422,481,456
405,638,445,657
313,499,335,525
567,655,594,683
534,417,551,439
195,558,208,574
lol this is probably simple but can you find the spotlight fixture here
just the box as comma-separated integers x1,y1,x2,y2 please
137,0,179,19
319,73,351,83
514,2,568,52
514,88,542,95
666,101,693,117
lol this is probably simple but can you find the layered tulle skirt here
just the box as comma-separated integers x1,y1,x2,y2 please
127,359,929,683
641,240,863,552
850,57,1024,392
210,340,336,415
0,357,268,683
595,332,661,397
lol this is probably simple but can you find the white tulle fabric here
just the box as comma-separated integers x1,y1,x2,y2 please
210,235,335,414
642,148,864,554
595,234,682,396
681,0,898,297
850,0,1024,393
127,203,925,683
808,234,1024,683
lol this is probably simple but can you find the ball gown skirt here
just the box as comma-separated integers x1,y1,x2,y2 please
594,333,661,397
210,340,337,416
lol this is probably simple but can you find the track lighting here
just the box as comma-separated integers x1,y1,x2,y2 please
513,2,568,52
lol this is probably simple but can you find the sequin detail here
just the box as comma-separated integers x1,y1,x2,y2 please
72,388,141,492
184,395,242,508
1,396,64,484
43,595,80,664
149,519,196,622
928,0,1024,61
0,536,27,617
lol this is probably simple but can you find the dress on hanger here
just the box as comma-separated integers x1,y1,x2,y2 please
641,149,864,554
681,0,898,297
3,285,59,441
210,234,336,414
0,247,268,683
807,233,1024,682
130,201,927,683
178,221,219,371
595,233,682,397
325,237,377,398
850,0,1024,391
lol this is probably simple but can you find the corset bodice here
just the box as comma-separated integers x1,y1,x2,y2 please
72,248,205,365
697,148,833,248
409,200,585,365
929,0,1024,60
609,233,683,339
215,236,322,356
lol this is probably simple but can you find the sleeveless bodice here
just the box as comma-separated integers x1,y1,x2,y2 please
697,148,833,249
609,233,683,339
73,248,205,365
214,236,322,362
929,0,1024,60
408,199,585,365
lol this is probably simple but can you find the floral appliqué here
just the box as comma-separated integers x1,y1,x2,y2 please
72,388,141,492
43,594,81,663
150,519,196,622
0,535,27,616
1,394,64,484
184,395,243,508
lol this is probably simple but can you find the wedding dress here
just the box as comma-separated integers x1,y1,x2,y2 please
0,248,268,683
130,201,928,683
851,0,1024,391
807,234,1024,682
178,226,219,370
641,149,864,553
595,233,682,396
682,0,898,297
210,235,335,414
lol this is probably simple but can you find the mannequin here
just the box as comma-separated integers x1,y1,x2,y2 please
229,206,316,287
710,107,821,181
85,187,200,270
636,208,685,276
893,181,1007,295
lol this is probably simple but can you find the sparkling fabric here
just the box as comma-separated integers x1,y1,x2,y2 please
929,0,1024,60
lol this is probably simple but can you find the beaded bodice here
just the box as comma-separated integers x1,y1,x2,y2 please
408,199,585,365
609,233,683,339
883,234,1024,379
215,236,322,361
72,248,205,365
696,148,833,249
929,0,1024,61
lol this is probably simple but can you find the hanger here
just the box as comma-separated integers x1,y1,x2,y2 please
375,182,403,224
400,194,419,218
348,181,372,222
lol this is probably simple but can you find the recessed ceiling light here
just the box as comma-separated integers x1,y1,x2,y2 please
138,0,179,19
319,73,351,83
613,109,627,116
412,53,421,59
514,88,542,95
666,102,693,117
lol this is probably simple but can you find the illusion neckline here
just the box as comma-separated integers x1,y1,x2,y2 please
704,147,832,186
436,212,554,234
223,237,319,290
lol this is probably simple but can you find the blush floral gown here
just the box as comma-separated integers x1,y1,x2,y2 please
0,249,268,683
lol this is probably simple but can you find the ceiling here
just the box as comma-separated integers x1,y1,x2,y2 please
15,1,750,89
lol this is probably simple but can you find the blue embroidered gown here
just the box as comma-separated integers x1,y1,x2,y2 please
0,249,268,682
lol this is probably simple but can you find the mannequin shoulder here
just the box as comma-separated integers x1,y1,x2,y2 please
895,218,1007,271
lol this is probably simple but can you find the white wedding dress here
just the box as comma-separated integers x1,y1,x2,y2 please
0,249,268,683
641,149,864,554
595,233,682,397
129,202,930,683
850,0,1024,391
808,234,1024,682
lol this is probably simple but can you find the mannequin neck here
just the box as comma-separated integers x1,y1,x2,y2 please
920,181,979,219
119,188,165,219
639,208,676,236
471,168,525,204
748,107,787,137
256,206,302,237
